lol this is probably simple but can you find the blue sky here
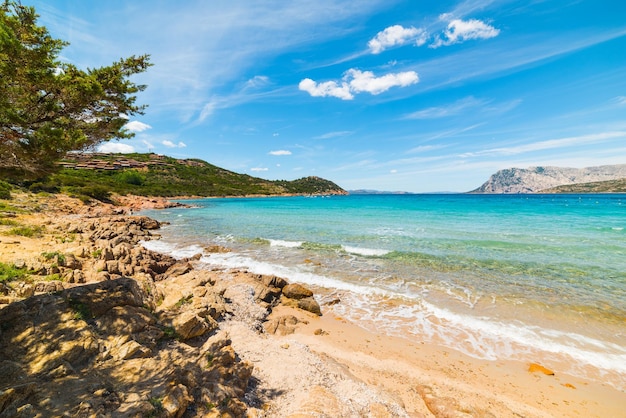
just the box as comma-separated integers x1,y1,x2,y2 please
29,0,626,192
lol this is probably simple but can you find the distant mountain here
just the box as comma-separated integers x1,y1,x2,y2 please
470,164,626,194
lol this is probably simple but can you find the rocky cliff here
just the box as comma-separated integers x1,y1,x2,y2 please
470,164,626,194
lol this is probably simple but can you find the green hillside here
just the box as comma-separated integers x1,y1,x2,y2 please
539,178,626,193
30,153,346,199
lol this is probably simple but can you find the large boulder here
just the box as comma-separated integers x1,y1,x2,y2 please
282,283,313,300
171,311,218,341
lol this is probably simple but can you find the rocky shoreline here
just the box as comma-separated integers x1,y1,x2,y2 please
2,193,625,417
0,194,324,417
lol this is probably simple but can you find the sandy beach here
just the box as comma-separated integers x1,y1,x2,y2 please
1,192,624,417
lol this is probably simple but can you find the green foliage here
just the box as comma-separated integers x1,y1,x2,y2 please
28,181,59,193
41,251,65,264
148,397,164,416
40,153,346,197
174,294,193,309
160,326,178,340
68,298,91,320
7,224,44,237
541,178,626,193
0,262,28,282
116,170,145,186
0,180,11,199
0,2,151,179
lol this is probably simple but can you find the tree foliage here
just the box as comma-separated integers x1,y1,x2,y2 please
0,1,151,178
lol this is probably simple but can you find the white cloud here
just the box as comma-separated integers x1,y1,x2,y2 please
300,69,419,100
298,78,354,100
390,169,398,173
162,140,187,148
124,120,152,132
142,140,154,149
405,96,485,119
269,150,292,156
431,18,500,48
616,96,626,106
97,142,135,153
368,25,427,54
346,69,419,95
251,167,269,172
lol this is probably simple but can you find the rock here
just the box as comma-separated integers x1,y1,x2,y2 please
205,244,231,253
297,297,322,316
263,275,288,289
255,285,282,304
62,254,82,270
162,384,193,418
282,283,313,300
0,282,9,295
14,283,34,298
166,262,193,277
63,269,85,284
264,315,301,335
95,305,156,335
66,278,147,317
34,280,65,293
111,340,151,360
134,216,160,230
171,311,217,341
528,363,555,375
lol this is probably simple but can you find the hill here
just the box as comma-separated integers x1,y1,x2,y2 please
470,164,626,194
33,153,347,198
539,178,626,193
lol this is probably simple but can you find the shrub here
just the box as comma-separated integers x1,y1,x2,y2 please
0,181,12,199
117,170,145,186
8,225,44,237
0,262,29,283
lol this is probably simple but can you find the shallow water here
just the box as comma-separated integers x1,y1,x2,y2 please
140,194,626,389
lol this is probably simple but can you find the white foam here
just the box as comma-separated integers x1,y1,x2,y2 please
140,240,204,259
343,246,390,256
269,239,303,248
342,295,626,379
200,252,390,297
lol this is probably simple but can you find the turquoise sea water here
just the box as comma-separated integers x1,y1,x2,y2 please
140,194,626,389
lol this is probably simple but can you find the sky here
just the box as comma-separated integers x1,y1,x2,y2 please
27,0,626,192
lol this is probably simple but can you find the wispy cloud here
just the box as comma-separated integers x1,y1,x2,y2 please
616,96,626,106
245,75,271,89
269,150,292,156
430,17,500,48
368,25,428,54
405,96,487,119
460,131,626,157
314,131,354,139
300,68,419,100
251,167,269,172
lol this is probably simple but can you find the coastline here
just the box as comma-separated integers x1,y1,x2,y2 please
1,193,624,417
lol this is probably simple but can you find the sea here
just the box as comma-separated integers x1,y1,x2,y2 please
139,193,626,390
